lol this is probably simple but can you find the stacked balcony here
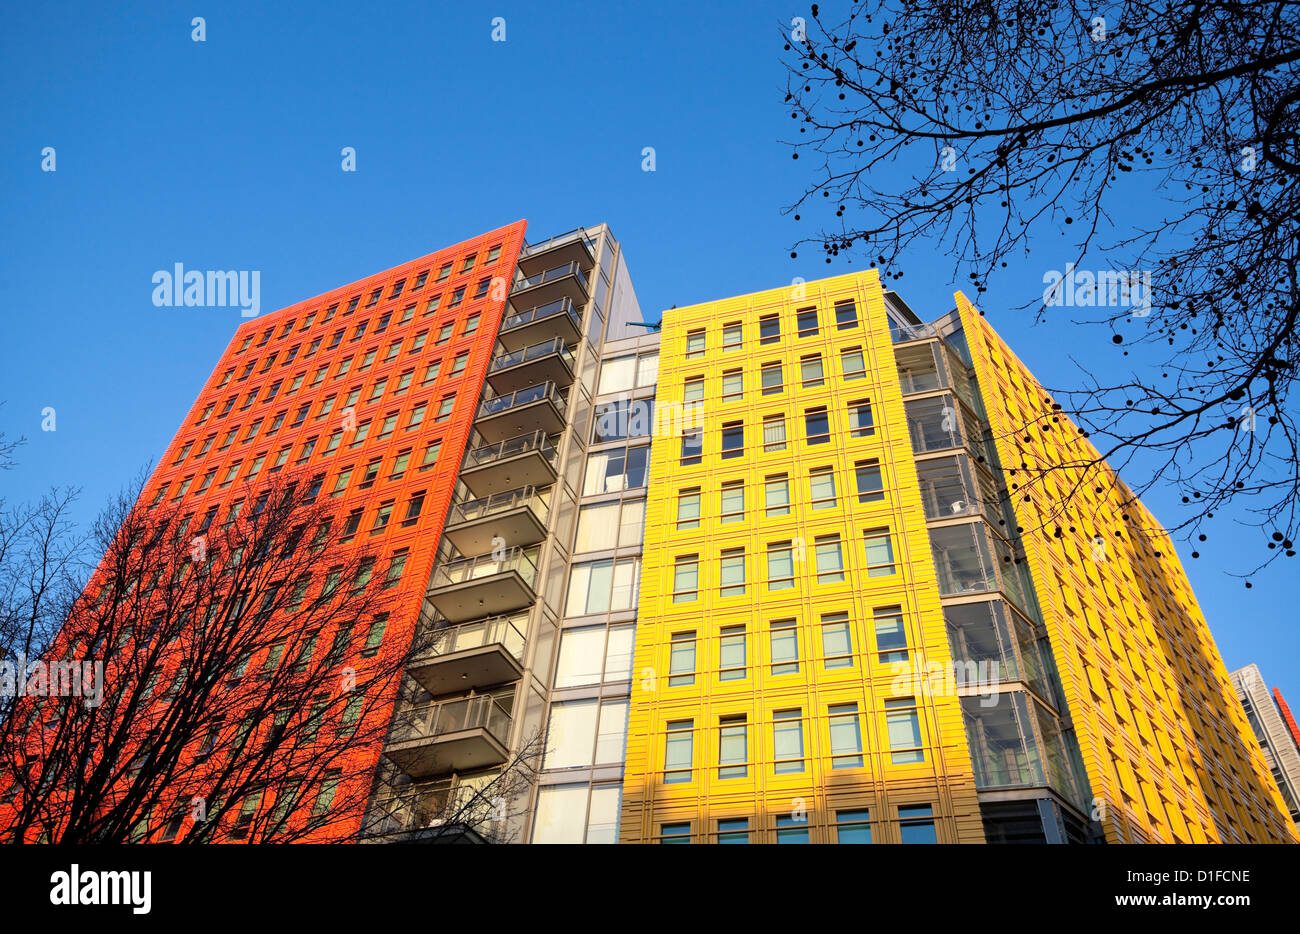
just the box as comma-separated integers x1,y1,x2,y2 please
384,694,514,778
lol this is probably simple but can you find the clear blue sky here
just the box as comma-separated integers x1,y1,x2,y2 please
1,0,1294,700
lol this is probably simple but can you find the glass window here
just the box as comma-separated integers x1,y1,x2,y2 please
636,353,658,386
719,548,746,597
677,488,701,530
855,459,885,502
809,467,837,509
672,556,699,604
583,444,650,494
593,400,654,443
565,557,641,616
575,499,643,552
721,421,744,459
814,535,845,584
864,528,897,576
828,703,864,768
719,717,748,779
721,369,743,400
848,399,875,438
722,322,743,350
800,354,824,388
598,355,635,394
761,361,783,395
771,619,799,675
680,428,703,465
776,815,810,844
556,626,605,687
822,612,853,669
685,329,705,359
720,626,746,681
841,347,867,380
796,307,819,337
836,809,872,843
835,300,858,329
669,631,696,687
874,606,909,663
544,699,599,769
899,805,937,843
720,480,745,523
762,414,787,452
759,314,780,344
767,542,795,589
717,818,749,844
764,475,791,517
661,821,691,843
773,710,804,773
886,698,925,764
805,406,830,444
664,721,694,783
683,376,706,403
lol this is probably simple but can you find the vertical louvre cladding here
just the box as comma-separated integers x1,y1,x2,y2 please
620,270,986,844
133,220,527,840
954,292,1299,844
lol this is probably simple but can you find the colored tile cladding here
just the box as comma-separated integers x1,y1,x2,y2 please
1277,688,1300,753
139,219,527,839
620,270,986,844
956,293,1300,844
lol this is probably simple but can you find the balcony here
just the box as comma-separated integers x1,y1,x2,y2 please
459,431,559,497
407,613,528,695
425,546,539,622
362,780,492,843
486,337,575,395
499,297,582,350
518,228,595,276
384,695,513,779
442,484,551,555
509,261,589,314
474,381,567,443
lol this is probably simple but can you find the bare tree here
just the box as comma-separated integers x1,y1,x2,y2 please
783,1,1300,574
0,474,412,843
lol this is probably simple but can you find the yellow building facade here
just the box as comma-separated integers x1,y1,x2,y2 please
617,269,1296,844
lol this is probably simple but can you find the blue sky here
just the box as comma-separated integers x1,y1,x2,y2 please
1,0,1294,700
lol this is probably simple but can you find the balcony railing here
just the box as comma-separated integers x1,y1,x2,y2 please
477,381,566,420
501,297,581,334
364,781,494,840
463,430,558,471
389,695,513,747
488,337,574,374
521,228,593,259
513,261,587,293
428,546,539,590
448,484,550,527
414,613,528,662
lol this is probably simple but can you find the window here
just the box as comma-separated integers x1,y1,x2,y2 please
835,299,858,329
719,548,746,597
717,818,749,844
661,822,691,844
582,444,650,494
341,510,363,540
565,557,641,615
829,703,864,768
762,414,787,452
764,474,791,517
722,369,743,403
672,557,699,604
719,717,748,779
761,360,783,395
759,313,780,344
366,287,382,307
771,619,799,675
767,541,795,590
809,467,837,509
419,439,441,469
461,254,477,273
332,467,352,495
462,312,480,335
721,421,744,459
683,376,705,403
668,631,696,685
554,624,636,687
720,626,747,681
841,346,867,380
720,480,745,523
377,413,397,439
436,262,452,282
676,488,701,530
821,612,854,669
383,339,401,362
543,697,629,769
361,615,387,656
800,354,824,388
448,286,466,308
406,402,427,430
773,709,804,773
664,720,694,783
874,606,909,663
390,451,410,479
367,378,387,403
393,371,413,395
473,277,491,299
449,351,468,376
422,360,441,385
435,322,453,344
680,428,703,465
796,306,819,337
864,528,897,576
435,396,455,422
836,809,872,843
848,399,875,437
886,698,925,764
855,459,885,502
484,245,502,265
805,406,831,444
401,492,424,528
685,328,705,359
776,815,810,844
899,805,937,843
573,499,645,551
597,351,659,394
372,502,393,532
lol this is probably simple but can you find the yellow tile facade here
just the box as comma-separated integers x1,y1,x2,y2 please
619,271,985,843
955,292,1299,844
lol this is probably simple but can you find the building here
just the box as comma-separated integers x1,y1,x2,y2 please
15,224,1294,844
1230,665,1300,827
614,269,1299,844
